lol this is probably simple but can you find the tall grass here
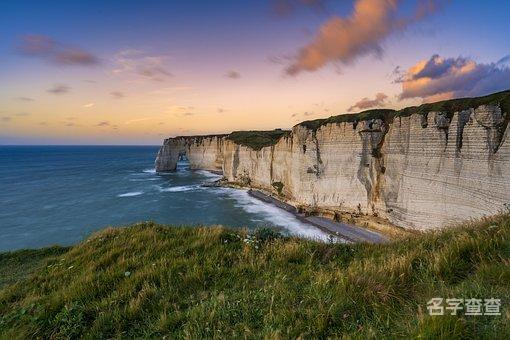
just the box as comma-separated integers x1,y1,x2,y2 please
0,216,509,338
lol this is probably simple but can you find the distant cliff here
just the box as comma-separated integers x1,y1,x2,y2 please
155,90,510,230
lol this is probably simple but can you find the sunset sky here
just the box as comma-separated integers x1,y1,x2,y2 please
1,0,509,144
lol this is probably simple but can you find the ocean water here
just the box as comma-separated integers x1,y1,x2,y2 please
0,146,328,251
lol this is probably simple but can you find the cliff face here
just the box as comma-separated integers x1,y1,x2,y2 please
155,99,510,230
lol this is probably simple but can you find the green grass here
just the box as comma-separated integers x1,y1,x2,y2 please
0,247,69,289
1,216,509,338
227,129,290,150
299,90,510,131
299,109,396,131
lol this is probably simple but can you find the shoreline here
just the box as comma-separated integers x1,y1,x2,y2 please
246,189,388,244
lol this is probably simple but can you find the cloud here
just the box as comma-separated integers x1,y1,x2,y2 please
124,117,154,125
113,50,172,82
110,91,125,99
217,108,227,113
285,0,444,75
83,103,95,108
267,55,293,65
14,112,31,117
47,84,71,94
398,54,510,101
272,0,327,16
96,121,110,127
1,116,11,123
17,96,34,102
225,70,241,79
348,92,388,111
497,55,510,66
65,122,75,127
291,111,316,119
16,34,99,66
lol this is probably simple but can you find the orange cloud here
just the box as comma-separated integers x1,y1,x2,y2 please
285,0,443,75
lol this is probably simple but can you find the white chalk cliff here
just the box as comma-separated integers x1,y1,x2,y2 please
155,92,510,230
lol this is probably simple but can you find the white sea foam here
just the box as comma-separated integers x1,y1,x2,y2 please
118,191,143,197
216,188,331,241
196,170,222,181
143,169,156,174
158,185,201,192
129,178,159,182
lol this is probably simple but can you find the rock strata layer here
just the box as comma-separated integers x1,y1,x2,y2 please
155,95,510,230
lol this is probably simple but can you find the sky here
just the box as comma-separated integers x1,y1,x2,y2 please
1,0,509,145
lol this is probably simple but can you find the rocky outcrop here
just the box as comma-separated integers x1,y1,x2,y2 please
155,93,510,230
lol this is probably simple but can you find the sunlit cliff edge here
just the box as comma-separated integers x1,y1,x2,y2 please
155,90,510,230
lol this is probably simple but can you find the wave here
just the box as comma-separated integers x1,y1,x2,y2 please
142,169,156,174
216,188,332,241
129,178,159,182
196,170,222,181
158,185,201,192
118,191,143,197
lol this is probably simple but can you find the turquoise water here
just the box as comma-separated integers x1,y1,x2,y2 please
0,146,326,251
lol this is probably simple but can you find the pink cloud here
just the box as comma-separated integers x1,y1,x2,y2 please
225,70,241,79
348,92,388,111
17,34,99,66
113,50,172,82
399,54,510,101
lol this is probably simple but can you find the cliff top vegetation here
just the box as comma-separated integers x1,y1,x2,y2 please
299,89,510,131
1,215,509,338
227,129,290,150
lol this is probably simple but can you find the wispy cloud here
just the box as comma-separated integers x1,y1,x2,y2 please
285,0,445,75
96,121,110,127
166,105,195,115
272,0,327,16
348,92,388,111
398,54,510,102
14,112,31,117
16,34,99,66
113,50,172,82
1,116,11,123
17,96,34,102
225,70,241,79
83,103,95,108
110,91,125,99
47,84,71,94
124,117,155,125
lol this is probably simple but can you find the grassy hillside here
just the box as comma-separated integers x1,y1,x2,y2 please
0,216,509,338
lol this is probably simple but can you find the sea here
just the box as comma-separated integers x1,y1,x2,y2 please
0,146,328,251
